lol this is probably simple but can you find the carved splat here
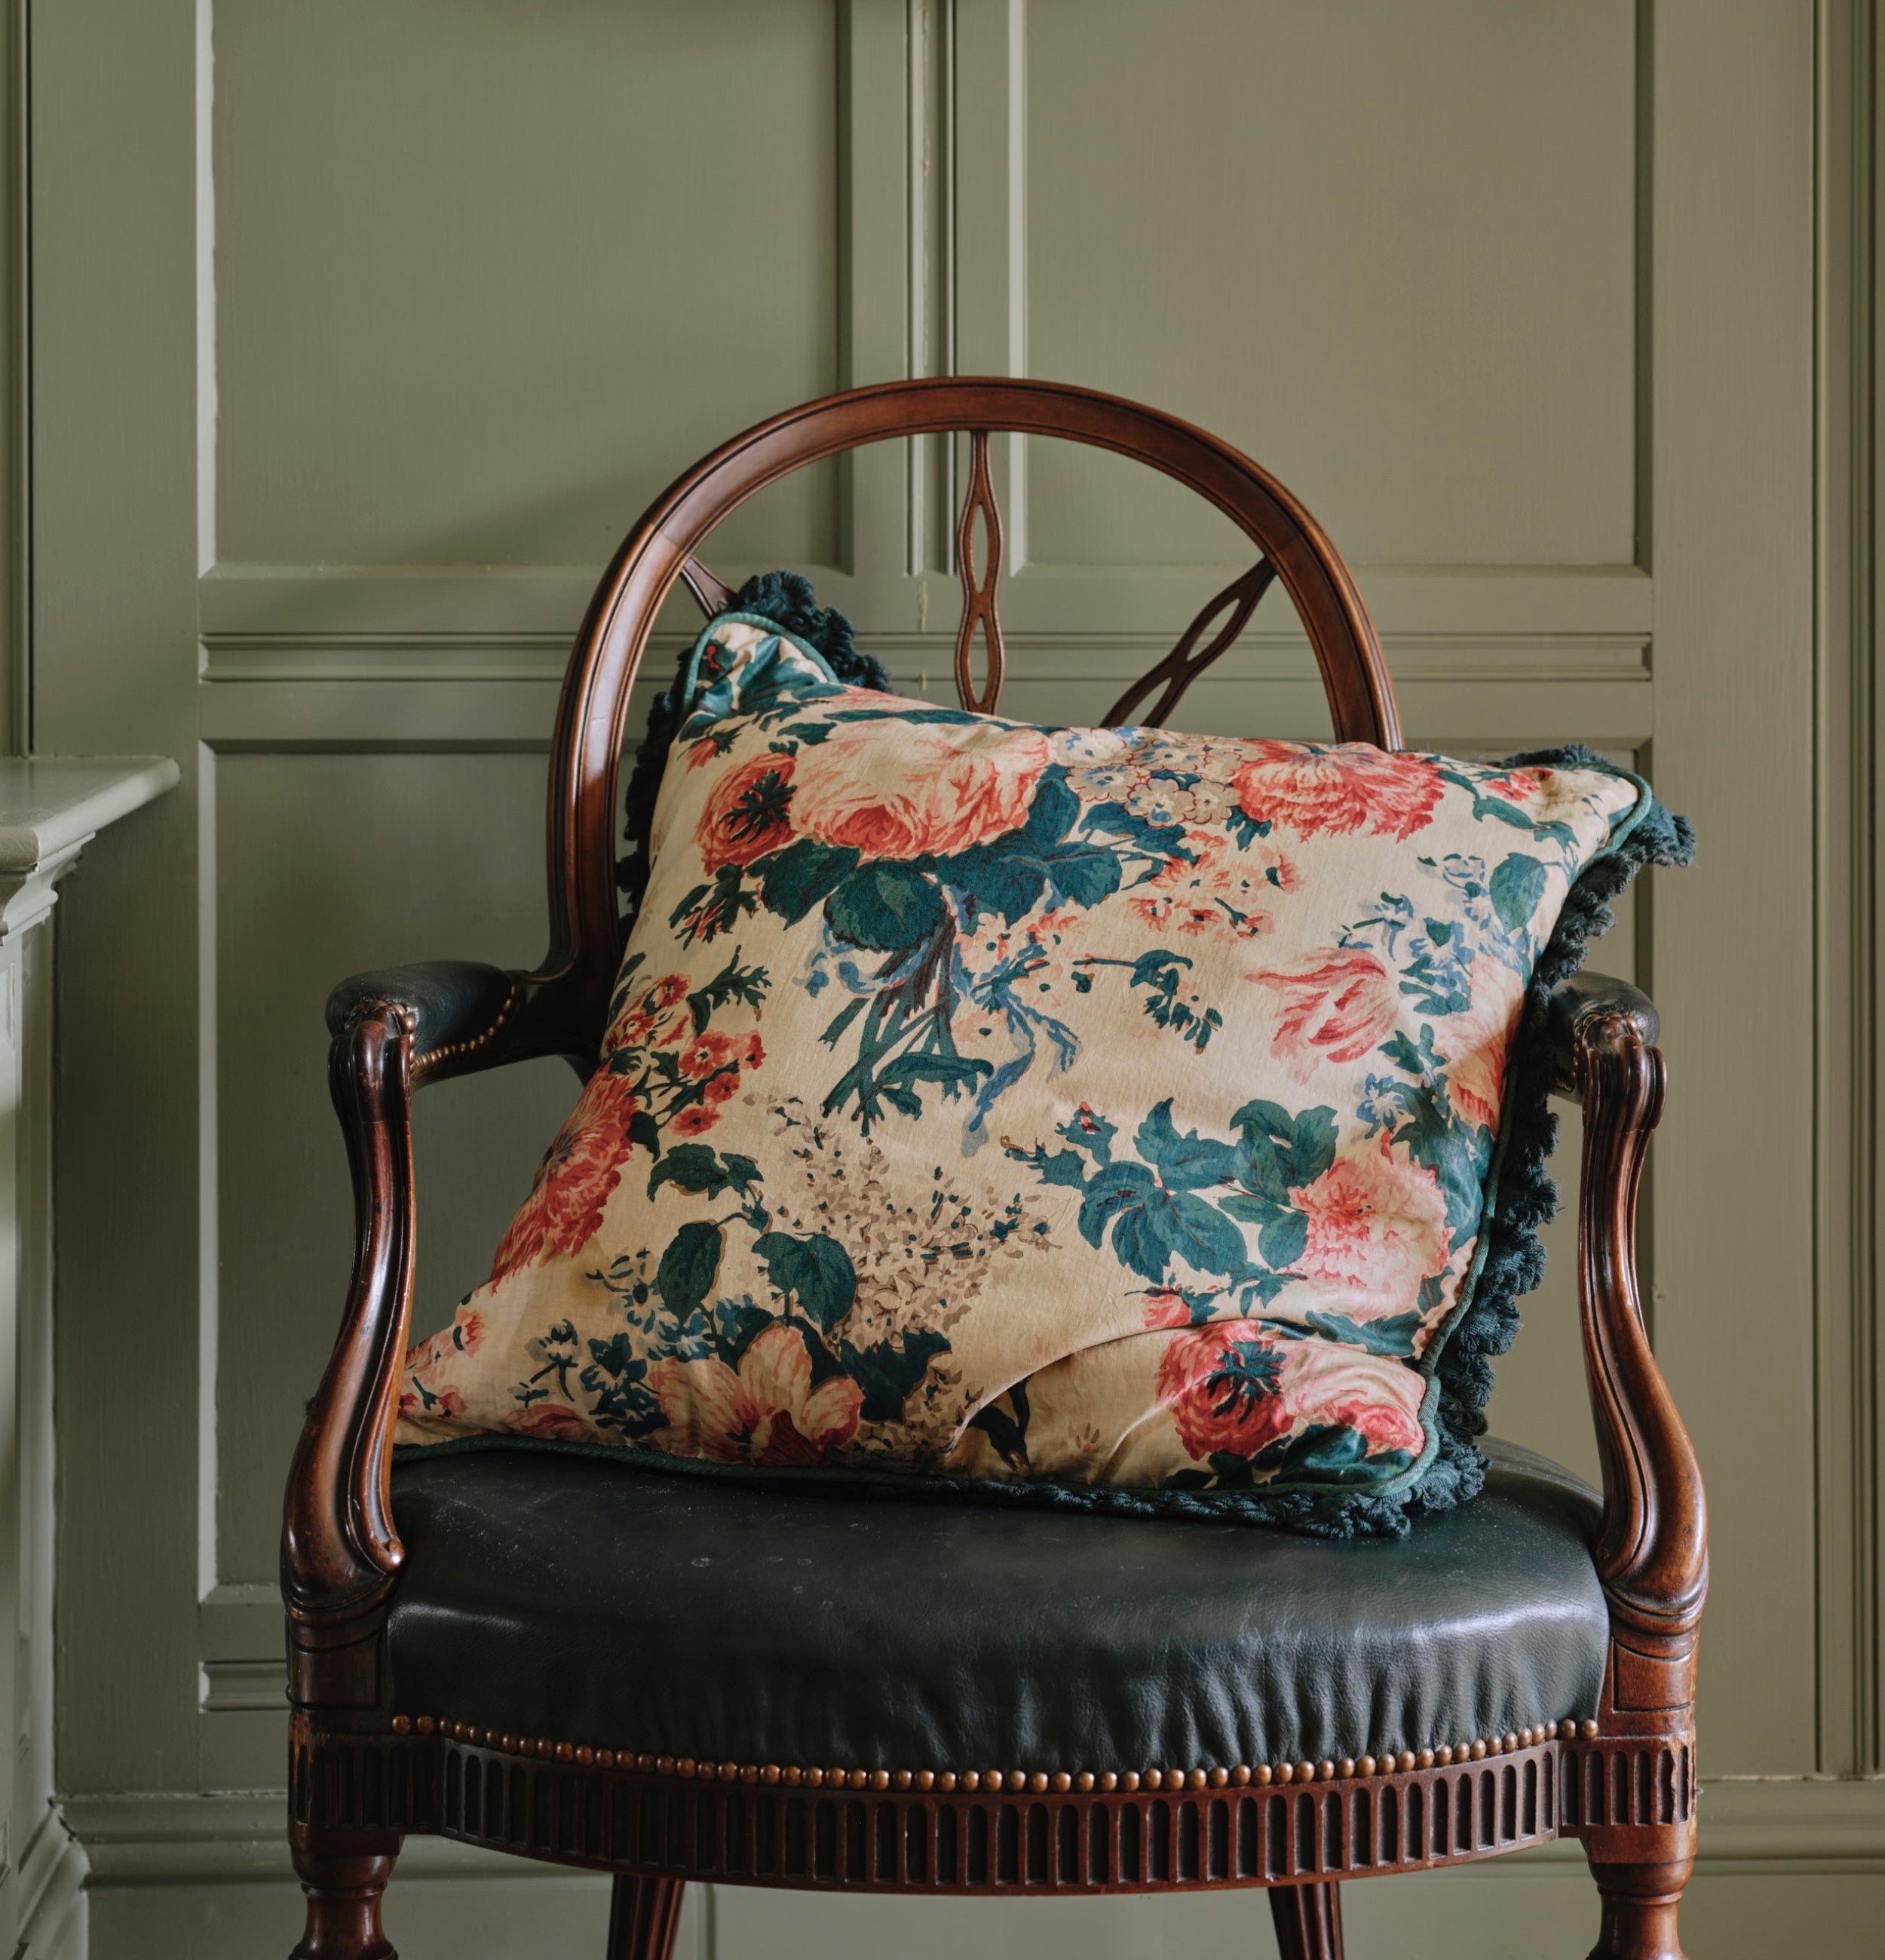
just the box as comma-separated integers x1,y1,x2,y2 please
679,555,739,618
953,431,1007,713
1104,560,1277,729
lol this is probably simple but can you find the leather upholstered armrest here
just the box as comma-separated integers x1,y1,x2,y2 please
326,959,523,1085
1546,971,1659,1100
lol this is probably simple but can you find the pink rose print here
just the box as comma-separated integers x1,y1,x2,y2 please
1141,1289,1194,1330
697,752,796,872
789,719,1051,859
1275,1343,1425,1456
1289,1140,1451,1313
651,1323,864,1467
1480,767,1548,805
1231,741,1443,840
506,1401,592,1440
486,1069,641,1285
1252,946,1402,1078
1157,1322,1295,1460
1157,1320,1427,1466
1432,957,1525,1133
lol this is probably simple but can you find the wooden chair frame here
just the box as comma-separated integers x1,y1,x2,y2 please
283,379,1706,1960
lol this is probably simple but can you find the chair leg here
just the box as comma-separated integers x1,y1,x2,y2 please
289,1826,400,1960
1586,1854,1692,1960
606,1875,686,1960
1269,1881,1344,1960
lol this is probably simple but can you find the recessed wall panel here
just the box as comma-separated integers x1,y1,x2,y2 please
213,0,840,569
1019,0,1638,568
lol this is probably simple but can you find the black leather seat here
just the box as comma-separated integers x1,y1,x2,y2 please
386,1440,1607,1778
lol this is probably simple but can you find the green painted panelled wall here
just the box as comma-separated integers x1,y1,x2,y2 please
12,1,1880,1952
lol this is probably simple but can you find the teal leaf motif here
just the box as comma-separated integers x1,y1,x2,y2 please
1489,852,1549,937
752,1230,857,1332
655,1220,724,1317
1231,1099,1339,1201
646,1144,762,1204
1252,1422,1412,1483
756,839,860,924
837,1329,952,1422
1134,1100,1245,1190
825,863,946,952
1301,1308,1427,1357
1078,1164,1249,1284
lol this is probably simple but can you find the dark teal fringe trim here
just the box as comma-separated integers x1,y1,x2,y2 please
517,594,1692,1536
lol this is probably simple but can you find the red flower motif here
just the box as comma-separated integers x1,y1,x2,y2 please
1288,1142,1451,1312
651,1324,863,1467
1157,1322,1427,1467
1156,1322,1294,1460
1481,768,1547,805
486,1070,640,1285
671,1104,719,1137
1141,1289,1194,1330
1276,1344,1424,1456
677,1031,735,1080
1252,947,1402,1078
1231,742,1443,840
697,753,796,871
605,972,691,1054
507,1401,592,1440
399,1383,467,1422
789,720,1051,860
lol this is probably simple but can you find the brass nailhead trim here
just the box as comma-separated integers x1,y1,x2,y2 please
354,981,522,1073
390,1714,1589,1790
416,980,522,1074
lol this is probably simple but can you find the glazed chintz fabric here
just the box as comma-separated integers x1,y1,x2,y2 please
397,608,1687,1532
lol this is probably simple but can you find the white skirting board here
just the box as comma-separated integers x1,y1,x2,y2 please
60,1779,1885,1960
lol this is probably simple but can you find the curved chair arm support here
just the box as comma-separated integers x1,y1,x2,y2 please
282,1005,418,1632
1550,974,1709,1657
286,961,563,1634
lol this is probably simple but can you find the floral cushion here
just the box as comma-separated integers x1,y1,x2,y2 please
396,606,1684,1532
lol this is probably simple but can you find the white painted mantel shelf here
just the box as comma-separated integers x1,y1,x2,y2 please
0,757,181,938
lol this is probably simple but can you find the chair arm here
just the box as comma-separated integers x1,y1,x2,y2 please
325,959,523,1086
282,1003,419,1641
1555,974,1709,1690
289,958,590,1651
1545,970,1659,1100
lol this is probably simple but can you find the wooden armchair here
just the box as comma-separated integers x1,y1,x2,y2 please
282,379,1706,1960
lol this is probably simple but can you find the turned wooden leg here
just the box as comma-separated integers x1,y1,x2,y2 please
289,1826,399,1960
1586,1855,1693,1960
606,1875,686,1960
1269,1881,1344,1960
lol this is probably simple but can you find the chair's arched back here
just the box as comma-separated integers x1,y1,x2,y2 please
525,378,1399,1063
